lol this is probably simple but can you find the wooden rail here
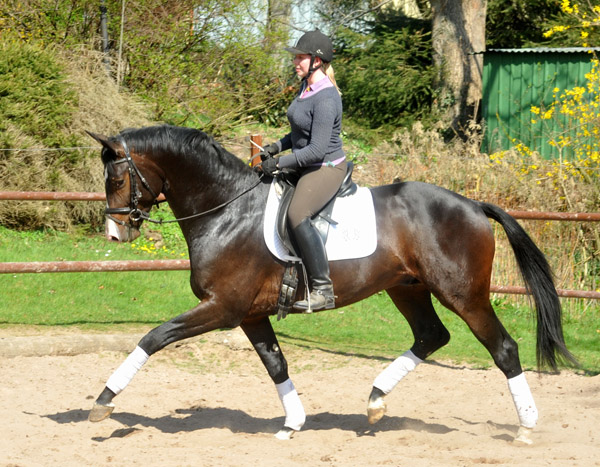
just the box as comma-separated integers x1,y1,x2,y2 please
1,191,598,221
0,190,598,299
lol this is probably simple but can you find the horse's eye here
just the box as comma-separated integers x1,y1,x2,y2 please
112,179,125,189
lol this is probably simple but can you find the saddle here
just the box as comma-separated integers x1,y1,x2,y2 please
275,161,357,257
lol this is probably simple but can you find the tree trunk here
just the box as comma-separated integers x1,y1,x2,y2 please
267,0,292,51
430,0,487,138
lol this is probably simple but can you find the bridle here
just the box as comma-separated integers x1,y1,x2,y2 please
104,136,161,227
105,135,264,227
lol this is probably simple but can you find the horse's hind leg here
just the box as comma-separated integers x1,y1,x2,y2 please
240,317,306,440
453,298,538,444
368,286,450,424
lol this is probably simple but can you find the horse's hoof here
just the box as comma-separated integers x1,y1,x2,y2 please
513,426,533,445
88,402,115,422
367,397,386,425
274,427,296,440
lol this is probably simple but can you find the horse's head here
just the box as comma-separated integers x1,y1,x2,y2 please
87,131,163,242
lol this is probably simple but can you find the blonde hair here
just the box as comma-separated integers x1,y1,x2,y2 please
323,63,341,95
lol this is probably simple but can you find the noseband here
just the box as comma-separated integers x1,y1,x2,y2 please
104,136,160,227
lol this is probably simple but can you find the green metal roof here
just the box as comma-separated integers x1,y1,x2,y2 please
487,47,600,53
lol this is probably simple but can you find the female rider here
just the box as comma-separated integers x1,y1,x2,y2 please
257,30,347,311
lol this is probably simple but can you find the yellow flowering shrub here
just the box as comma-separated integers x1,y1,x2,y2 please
515,3,600,193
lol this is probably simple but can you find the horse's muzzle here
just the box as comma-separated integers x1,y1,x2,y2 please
105,217,140,242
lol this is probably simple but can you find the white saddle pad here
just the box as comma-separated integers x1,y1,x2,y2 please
263,181,377,262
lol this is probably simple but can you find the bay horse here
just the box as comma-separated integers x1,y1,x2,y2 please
87,125,575,444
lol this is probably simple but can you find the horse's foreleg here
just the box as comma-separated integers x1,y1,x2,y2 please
88,345,149,422
89,301,232,422
368,287,450,424
241,317,306,439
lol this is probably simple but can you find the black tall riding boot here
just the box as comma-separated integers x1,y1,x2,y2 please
292,218,335,311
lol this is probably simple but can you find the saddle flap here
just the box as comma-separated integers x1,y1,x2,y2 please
276,184,297,255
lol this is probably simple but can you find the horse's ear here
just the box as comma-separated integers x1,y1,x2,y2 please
86,131,120,153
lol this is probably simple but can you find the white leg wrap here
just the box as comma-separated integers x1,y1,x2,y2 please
275,378,306,431
373,350,423,394
507,373,538,428
106,346,149,395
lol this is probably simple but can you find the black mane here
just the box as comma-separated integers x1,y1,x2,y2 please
104,125,249,174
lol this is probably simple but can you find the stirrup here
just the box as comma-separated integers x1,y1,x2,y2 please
293,289,335,312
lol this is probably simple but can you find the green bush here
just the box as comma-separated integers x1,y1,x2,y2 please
0,41,76,147
95,0,293,133
335,24,436,129
0,40,104,229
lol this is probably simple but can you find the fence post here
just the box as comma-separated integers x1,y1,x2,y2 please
249,134,263,167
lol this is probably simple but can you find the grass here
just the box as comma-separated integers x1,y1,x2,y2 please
0,226,197,327
0,227,598,374
271,294,599,374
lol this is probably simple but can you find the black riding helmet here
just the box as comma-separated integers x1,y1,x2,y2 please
285,30,333,79
285,30,334,62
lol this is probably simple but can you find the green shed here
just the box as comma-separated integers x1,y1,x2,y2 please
482,47,600,158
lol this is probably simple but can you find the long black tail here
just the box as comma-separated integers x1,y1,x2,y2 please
479,202,578,371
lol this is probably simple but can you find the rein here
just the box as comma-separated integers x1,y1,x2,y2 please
106,135,264,226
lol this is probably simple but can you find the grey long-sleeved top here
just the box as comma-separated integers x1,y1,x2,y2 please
275,83,345,169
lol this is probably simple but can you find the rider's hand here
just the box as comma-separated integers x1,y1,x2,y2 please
255,157,279,176
257,143,280,161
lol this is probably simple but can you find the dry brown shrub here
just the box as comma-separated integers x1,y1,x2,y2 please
62,46,154,138
0,47,153,230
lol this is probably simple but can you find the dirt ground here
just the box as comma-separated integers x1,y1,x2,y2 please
0,328,598,467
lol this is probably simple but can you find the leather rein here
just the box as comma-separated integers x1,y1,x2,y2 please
105,136,264,226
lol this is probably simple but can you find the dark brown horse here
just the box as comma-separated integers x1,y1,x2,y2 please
87,125,575,444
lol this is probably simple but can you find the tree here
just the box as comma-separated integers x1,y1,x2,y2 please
486,0,563,48
430,0,487,139
335,24,435,128
266,0,293,53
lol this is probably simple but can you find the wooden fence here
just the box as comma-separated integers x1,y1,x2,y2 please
0,190,598,299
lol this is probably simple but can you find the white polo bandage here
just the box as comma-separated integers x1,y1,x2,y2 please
373,350,423,394
276,378,306,431
507,372,538,428
106,346,149,395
